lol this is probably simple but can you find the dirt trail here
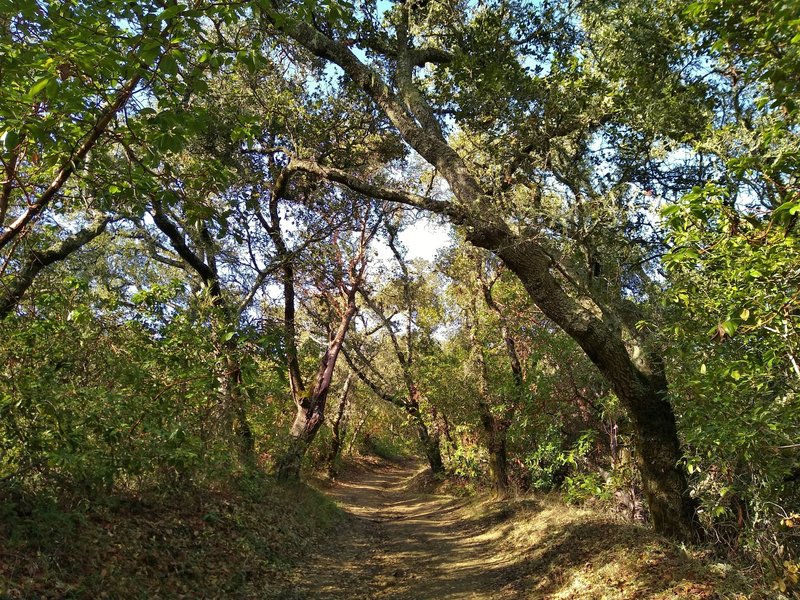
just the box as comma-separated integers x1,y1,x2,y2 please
273,459,756,599
282,459,525,600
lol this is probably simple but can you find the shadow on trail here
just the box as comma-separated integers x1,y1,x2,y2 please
284,459,715,600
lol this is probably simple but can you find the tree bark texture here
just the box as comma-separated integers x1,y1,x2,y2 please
478,403,511,498
410,395,444,475
276,299,359,481
273,206,376,480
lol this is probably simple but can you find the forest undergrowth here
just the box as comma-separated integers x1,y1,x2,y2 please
1,0,799,596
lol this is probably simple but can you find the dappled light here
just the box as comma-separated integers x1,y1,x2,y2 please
1,0,798,596
277,459,750,599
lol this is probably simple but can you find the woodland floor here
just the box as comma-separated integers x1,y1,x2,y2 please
0,458,767,599
272,458,760,600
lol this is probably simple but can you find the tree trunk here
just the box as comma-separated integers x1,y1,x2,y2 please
275,397,327,480
234,401,255,458
488,432,510,498
275,379,330,481
327,372,353,479
346,411,369,456
408,388,444,475
218,351,254,459
624,372,698,539
469,291,514,498
416,418,444,475
276,298,359,481
493,240,699,540
478,405,510,498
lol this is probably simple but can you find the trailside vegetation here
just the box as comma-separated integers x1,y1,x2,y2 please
1,0,798,595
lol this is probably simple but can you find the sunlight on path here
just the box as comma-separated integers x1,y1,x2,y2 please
282,460,525,600
270,459,744,600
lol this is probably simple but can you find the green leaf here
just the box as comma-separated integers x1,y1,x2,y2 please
661,204,681,216
721,320,737,337
28,76,53,98
140,40,163,64
46,77,59,97
156,5,183,21
0,130,20,151
161,53,179,76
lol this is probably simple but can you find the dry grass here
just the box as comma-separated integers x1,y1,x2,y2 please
464,494,762,599
0,459,775,599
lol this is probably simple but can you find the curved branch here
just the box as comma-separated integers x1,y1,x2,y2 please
0,75,141,251
149,200,222,299
288,157,464,222
0,216,111,319
342,347,405,409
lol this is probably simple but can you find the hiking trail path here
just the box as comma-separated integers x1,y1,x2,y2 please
283,459,533,600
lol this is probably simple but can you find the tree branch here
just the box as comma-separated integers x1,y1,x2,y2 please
0,216,111,319
149,200,222,299
288,157,464,223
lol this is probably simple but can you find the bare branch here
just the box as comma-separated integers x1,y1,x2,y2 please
288,157,464,223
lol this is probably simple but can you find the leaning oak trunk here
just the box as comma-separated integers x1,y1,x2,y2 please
417,421,444,475
407,390,444,475
275,396,327,481
275,376,334,481
493,240,700,540
275,300,359,481
623,371,698,539
404,399,444,474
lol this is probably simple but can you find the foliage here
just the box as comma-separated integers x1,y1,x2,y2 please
660,0,800,567
0,0,798,592
686,0,800,113
0,270,287,497
663,185,800,562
